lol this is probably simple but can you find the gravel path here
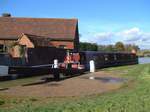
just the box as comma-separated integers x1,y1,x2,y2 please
0,71,124,97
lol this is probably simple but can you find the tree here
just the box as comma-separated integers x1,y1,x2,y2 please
79,42,98,51
98,45,116,52
131,45,140,52
115,42,125,51
125,44,140,52
2,13,11,17
105,45,117,52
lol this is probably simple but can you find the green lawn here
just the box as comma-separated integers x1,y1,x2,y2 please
0,64,150,112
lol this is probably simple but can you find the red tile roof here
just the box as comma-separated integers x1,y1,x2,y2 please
0,17,78,40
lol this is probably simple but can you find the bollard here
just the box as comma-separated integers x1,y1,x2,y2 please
89,60,95,73
53,59,60,80
54,59,58,68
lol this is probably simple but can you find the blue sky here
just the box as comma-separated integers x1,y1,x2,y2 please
0,0,150,49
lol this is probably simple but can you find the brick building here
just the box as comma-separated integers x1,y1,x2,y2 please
18,34,51,48
0,16,79,51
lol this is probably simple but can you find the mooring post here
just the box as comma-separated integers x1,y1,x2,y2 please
54,59,58,68
89,60,95,73
53,59,60,80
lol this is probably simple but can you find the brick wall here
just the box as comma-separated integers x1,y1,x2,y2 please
50,41,74,49
18,35,34,48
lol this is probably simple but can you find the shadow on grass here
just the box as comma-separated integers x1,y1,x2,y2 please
0,88,9,91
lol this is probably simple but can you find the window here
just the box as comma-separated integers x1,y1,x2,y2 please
104,54,108,61
59,45,66,49
114,55,117,60
0,44,4,52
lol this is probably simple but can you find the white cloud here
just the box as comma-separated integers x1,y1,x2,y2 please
94,32,113,43
81,27,150,49
116,27,142,42
94,32,113,39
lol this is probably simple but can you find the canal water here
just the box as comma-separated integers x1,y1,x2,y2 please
139,57,150,64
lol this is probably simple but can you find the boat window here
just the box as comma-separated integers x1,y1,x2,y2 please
104,54,108,61
114,55,117,60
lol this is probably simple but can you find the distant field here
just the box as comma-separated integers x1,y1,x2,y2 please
0,64,150,112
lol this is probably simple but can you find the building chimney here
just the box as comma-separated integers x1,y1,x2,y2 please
2,13,11,17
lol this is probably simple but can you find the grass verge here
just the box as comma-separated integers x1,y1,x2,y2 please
0,64,150,112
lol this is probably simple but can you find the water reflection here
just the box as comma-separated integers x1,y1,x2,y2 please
139,57,150,64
